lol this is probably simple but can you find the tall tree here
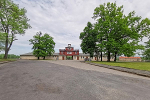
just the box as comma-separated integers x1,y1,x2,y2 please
79,22,98,60
0,0,31,59
29,32,42,60
93,2,125,61
93,2,150,62
142,39,150,60
94,23,104,61
40,33,55,60
29,32,55,60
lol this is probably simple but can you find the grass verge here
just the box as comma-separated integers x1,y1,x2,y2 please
0,59,17,62
91,61,150,71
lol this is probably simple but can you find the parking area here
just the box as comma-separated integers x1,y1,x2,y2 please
44,60,150,80
0,60,150,100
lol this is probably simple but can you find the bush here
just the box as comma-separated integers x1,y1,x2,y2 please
0,54,20,59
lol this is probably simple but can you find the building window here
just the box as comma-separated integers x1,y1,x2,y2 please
74,56,76,59
83,56,84,58
67,52,72,54
61,52,63,54
75,52,77,54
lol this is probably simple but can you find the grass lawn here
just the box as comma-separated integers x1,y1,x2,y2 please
91,61,150,71
0,59,17,62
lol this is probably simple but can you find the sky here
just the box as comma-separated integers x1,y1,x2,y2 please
3,0,150,55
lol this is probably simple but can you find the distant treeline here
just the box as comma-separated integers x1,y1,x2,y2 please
0,54,20,59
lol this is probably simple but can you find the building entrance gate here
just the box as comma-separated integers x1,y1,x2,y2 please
59,44,79,60
66,56,73,60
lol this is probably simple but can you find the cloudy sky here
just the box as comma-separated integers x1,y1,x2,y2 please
4,0,150,55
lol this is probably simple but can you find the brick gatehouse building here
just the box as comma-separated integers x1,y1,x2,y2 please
59,44,79,60
20,44,115,61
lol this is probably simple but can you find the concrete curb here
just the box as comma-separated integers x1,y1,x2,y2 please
0,61,9,64
0,60,16,64
81,61,150,78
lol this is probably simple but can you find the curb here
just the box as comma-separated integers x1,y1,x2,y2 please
82,61,150,78
0,61,9,64
0,60,16,64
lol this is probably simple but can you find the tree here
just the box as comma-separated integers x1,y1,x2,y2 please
29,32,55,60
79,22,98,60
40,33,55,60
29,32,42,60
94,22,105,61
0,33,5,52
0,0,31,59
142,39,150,60
92,2,150,62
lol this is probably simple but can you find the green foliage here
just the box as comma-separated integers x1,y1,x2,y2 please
79,2,150,62
66,56,73,60
29,32,55,60
0,33,5,51
0,54,19,59
142,39,150,60
0,0,31,59
93,2,149,61
79,22,97,57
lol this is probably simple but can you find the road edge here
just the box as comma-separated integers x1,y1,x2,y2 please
81,61,150,78
0,60,17,64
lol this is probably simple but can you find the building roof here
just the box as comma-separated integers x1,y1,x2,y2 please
20,52,93,56
20,52,33,56
59,49,65,51
65,47,74,48
53,53,60,55
20,52,60,56
79,53,90,56
59,49,79,52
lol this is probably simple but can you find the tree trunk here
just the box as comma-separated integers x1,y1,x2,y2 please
38,57,39,60
4,49,8,59
114,52,117,62
43,56,45,60
3,34,9,59
4,30,14,59
96,50,98,61
101,51,102,61
107,51,110,62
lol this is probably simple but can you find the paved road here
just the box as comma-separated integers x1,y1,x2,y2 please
0,60,150,100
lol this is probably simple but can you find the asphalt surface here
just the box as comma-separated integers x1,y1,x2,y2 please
0,60,150,100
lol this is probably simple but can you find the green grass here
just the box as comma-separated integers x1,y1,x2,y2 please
0,59,17,62
91,61,150,71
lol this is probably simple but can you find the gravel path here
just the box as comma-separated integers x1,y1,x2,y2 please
0,60,150,100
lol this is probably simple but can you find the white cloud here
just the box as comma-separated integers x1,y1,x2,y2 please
5,0,150,55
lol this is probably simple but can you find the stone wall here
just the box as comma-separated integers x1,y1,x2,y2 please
20,56,37,60
119,57,142,62
20,55,55,60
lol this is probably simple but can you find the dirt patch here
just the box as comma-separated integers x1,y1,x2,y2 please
35,83,62,94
